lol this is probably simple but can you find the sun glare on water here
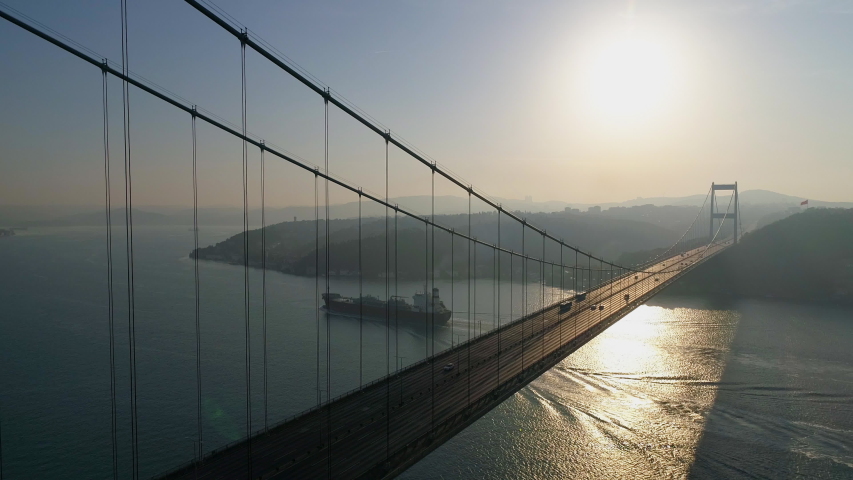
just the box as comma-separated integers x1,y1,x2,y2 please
579,31,683,126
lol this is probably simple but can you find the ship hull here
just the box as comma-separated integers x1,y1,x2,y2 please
321,299,451,325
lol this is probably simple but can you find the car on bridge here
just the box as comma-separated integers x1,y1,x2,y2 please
443,363,455,372
590,305,597,311
598,305,605,311
559,301,573,313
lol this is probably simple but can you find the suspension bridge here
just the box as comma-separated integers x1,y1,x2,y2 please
0,2,742,479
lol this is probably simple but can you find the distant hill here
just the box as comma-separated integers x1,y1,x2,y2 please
4,189,850,231
192,210,683,280
665,208,853,304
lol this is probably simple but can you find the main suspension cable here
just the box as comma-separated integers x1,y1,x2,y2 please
3,6,679,277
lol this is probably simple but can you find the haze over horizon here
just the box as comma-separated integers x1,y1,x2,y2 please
2,0,852,207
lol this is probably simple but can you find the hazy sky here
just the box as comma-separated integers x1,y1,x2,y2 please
1,0,852,209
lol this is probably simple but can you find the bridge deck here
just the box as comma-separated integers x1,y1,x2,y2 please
158,243,726,480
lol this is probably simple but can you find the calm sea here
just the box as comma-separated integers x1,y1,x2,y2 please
1,227,851,479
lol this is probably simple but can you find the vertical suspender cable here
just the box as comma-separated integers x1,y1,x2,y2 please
394,204,399,375
323,93,331,477
239,33,252,479
467,192,471,407
261,143,267,434
430,168,435,432
314,171,323,471
424,214,428,359
384,137,391,461
191,108,203,463
492,247,496,333
610,265,613,306
315,173,320,407
541,235,545,359
549,264,552,307
450,228,454,349
473,234,477,336
118,1,139,476
521,224,525,370
496,211,500,384
509,251,513,361
101,64,118,480
358,194,363,387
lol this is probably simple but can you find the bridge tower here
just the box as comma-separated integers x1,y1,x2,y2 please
710,182,739,244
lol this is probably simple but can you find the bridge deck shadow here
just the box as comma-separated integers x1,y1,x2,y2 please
686,300,853,479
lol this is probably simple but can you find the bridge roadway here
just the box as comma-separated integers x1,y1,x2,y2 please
159,242,727,480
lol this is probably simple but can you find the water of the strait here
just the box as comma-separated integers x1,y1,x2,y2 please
1,227,851,479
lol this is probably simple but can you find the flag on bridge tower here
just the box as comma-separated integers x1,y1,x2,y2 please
801,199,809,206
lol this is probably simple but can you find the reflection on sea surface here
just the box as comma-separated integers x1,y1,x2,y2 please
403,298,853,479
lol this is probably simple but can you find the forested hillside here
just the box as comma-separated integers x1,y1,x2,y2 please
666,208,853,303
191,209,682,280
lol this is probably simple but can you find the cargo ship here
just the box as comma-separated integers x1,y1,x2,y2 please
321,288,452,325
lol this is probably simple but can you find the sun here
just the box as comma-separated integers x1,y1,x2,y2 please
579,32,682,125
